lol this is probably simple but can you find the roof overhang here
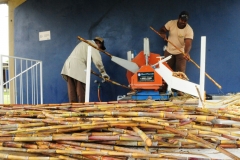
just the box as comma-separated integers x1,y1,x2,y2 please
0,0,8,4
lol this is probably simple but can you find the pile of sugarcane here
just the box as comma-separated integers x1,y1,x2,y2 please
0,100,240,160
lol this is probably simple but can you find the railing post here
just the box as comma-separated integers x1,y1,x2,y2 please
14,58,17,104
26,60,29,104
85,46,92,103
1,55,43,105
198,36,206,107
40,61,43,104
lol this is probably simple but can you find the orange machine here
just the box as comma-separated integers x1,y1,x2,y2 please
126,51,171,95
131,65,162,90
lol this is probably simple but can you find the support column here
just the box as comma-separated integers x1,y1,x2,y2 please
7,0,26,103
199,36,206,107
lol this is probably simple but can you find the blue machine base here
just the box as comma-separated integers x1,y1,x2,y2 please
131,90,170,101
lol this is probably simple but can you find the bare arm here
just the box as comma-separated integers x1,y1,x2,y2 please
159,26,168,40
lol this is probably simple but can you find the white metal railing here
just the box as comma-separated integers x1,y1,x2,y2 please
0,55,43,104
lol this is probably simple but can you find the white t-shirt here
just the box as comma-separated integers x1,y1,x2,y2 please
165,20,194,55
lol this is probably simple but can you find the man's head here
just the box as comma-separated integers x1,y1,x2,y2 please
94,37,106,50
177,11,189,29
179,11,189,21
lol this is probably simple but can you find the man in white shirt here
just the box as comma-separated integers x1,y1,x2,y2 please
61,37,110,103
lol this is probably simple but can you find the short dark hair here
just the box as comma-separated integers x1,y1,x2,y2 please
179,11,189,21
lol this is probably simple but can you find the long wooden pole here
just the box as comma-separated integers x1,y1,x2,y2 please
150,26,222,89
91,70,133,90
77,36,112,58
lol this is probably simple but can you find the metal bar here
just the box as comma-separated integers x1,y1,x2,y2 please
36,63,38,104
3,62,40,85
1,54,41,62
20,59,23,104
85,46,92,102
31,61,33,104
143,38,150,65
199,36,206,107
15,58,17,104
26,60,29,104
33,61,36,104
1,55,43,105
40,61,43,104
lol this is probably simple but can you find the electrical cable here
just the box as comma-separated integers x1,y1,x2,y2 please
97,84,101,102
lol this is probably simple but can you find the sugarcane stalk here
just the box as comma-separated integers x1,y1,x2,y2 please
26,148,165,158
195,86,205,107
1,141,38,149
0,152,60,160
77,36,112,57
164,126,240,160
0,123,110,135
216,146,240,159
106,128,139,136
1,101,240,159
58,141,150,154
132,126,152,146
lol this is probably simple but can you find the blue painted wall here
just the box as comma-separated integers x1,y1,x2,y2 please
14,0,240,103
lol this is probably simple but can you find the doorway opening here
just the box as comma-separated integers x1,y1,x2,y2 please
0,3,9,103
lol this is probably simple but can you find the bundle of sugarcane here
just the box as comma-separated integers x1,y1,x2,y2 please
204,94,240,107
172,72,189,81
0,101,240,159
